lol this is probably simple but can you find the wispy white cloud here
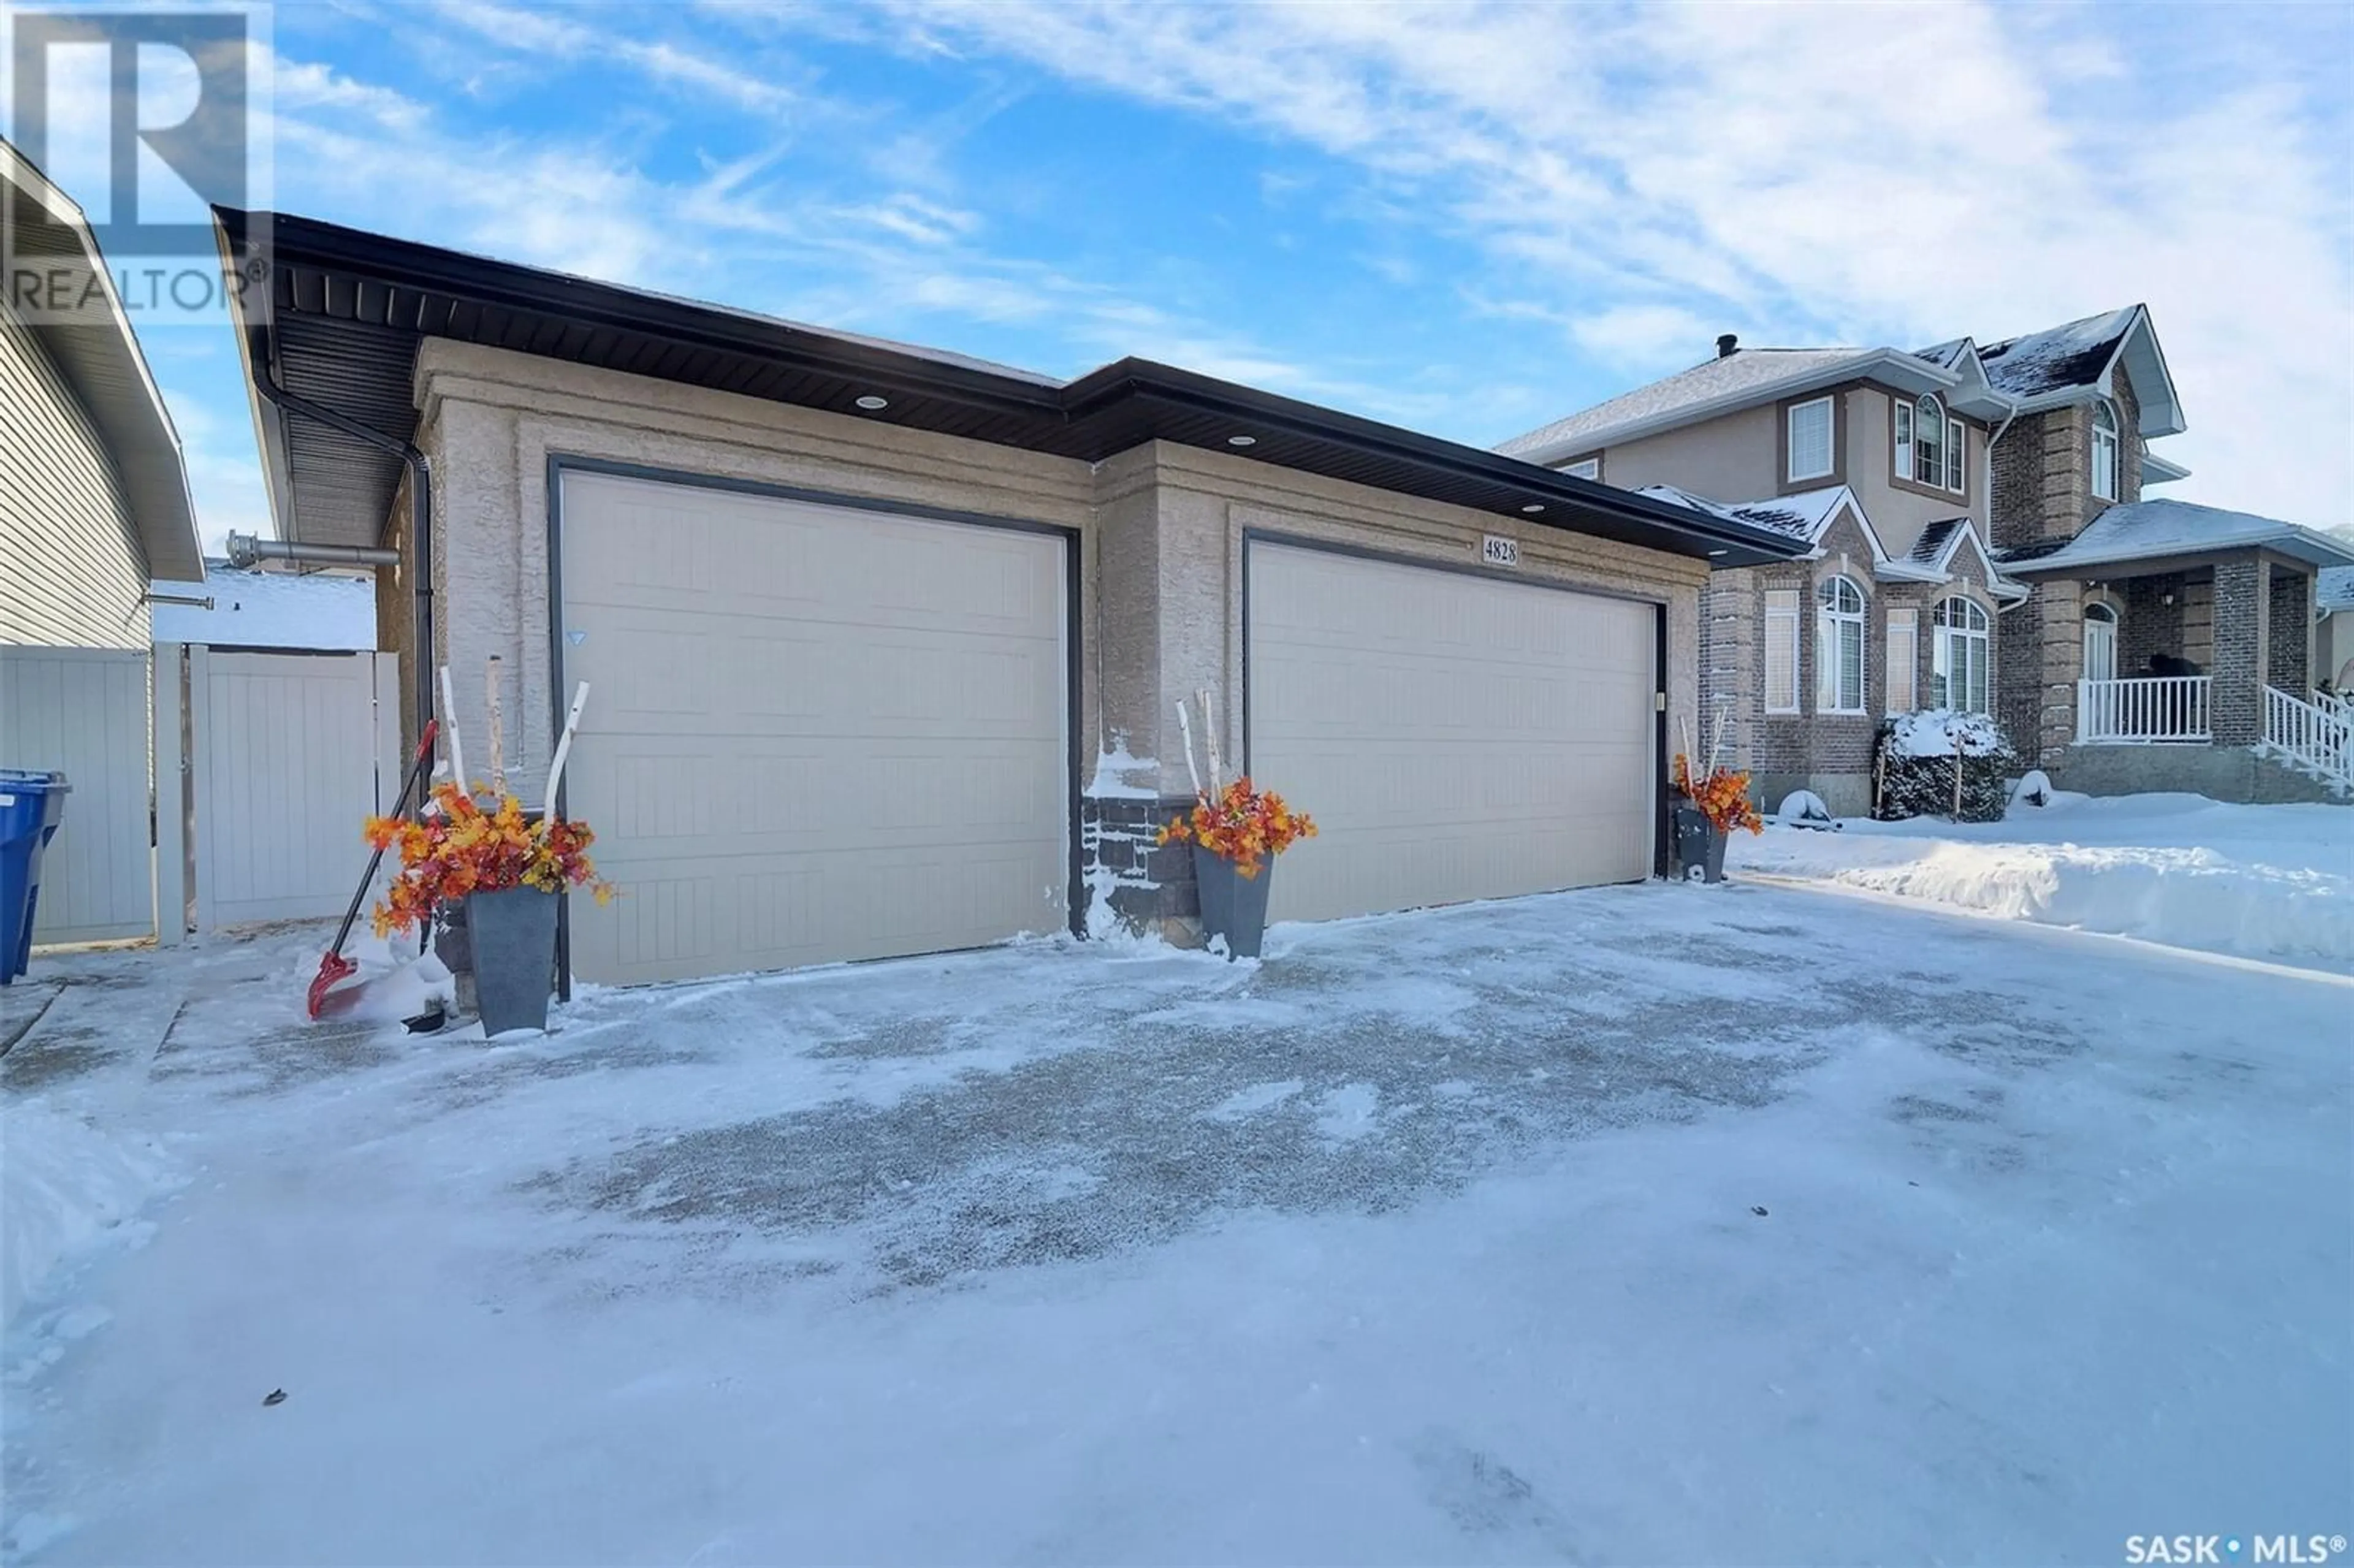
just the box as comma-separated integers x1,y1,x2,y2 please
868,0,2353,524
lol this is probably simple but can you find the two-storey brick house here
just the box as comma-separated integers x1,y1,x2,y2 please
1498,335,2027,815
1501,308,2353,810
1975,307,2352,799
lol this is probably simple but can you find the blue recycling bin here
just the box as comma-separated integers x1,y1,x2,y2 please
1,771,70,984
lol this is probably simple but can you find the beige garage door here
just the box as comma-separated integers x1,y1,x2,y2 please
1247,541,1656,924
557,471,1068,984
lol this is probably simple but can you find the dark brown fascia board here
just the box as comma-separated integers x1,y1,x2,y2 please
1075,359,1805,563
220,205,1067,419
217,205,1810,566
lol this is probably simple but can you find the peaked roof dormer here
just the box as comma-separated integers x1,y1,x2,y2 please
1976,304,2184,437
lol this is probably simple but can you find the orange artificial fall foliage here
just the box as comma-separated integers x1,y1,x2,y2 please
363,781,614,938
1157,775,1317,879
1674,754,1764,835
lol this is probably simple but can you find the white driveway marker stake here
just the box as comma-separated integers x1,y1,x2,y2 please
1175,700,1203,797
544,682,591,819
1200,688,1224,790
437,664,467,799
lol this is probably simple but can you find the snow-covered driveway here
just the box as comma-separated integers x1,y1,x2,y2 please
4,877,2348,1565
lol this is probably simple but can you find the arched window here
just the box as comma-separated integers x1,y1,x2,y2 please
2083,601,2117,682
1933,597,1991,714
1914,395,1946,485
1815,575,1867,714
2091,399,2120,501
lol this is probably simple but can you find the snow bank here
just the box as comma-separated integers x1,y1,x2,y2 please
1731,793,2354,970
2,1103,180,1325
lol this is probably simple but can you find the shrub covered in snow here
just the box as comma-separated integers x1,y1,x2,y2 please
1875,710,2017,823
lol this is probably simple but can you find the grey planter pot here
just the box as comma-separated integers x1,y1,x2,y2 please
466,885,559,1035
1673,807,1727,884
1192,844,1274,959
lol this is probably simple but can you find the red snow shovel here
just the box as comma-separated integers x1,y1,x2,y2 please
307,719,439,1019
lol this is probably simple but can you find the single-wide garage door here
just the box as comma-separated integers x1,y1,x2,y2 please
1247,541,1655,924
558,471,1068,984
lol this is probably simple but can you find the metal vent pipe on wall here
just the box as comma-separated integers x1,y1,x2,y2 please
224,532,400,569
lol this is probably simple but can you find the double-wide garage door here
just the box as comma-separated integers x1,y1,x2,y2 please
558,471,1068,984
1247,541,1658,924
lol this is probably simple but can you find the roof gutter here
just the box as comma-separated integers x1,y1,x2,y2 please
1097,362,1805,563
249,360,435,739
1507,348,2011,468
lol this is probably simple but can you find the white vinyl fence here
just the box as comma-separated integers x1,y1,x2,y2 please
0,642,396,950
0,647,158,943
185,645,399,931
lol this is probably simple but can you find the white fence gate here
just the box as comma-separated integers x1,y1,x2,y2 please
1,642,396,950
182,645,399,933
0,647,159,944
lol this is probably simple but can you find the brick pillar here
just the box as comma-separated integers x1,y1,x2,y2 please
2267,569,2310,692
2033,579,2083,759
1701,568,1758,772
2210,558,2266,745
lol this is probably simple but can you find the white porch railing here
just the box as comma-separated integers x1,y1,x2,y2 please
2317,689,2353,725
2078,676,2211,744
2262,685,2352,788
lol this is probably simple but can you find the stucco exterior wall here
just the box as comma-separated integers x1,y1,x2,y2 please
411,338,1100,802
406,341,1715,935
0,303,150,650
1840,386,1990,562
1590,403,1780,501
1097,441,1706,802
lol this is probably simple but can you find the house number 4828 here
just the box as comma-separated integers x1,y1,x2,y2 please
1482,534,1520,567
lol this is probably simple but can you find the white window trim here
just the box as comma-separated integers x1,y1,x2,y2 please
1885,606,1918,715
1786,397,1835,482
1815,576,1867,715
1914,394,1945,487
1945,414,1965,493
2091,400,2119,501
1563,457,1600,481
2083,600,2118,681
1764,589,1801,714
1932,597,1992,715
1893,398,1913,484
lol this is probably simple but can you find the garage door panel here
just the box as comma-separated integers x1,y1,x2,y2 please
573,609,1062,740
1249,544,1654,926
566,485,1054,633
560,471,1068,984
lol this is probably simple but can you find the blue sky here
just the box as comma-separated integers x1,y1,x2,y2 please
91,2,2354,549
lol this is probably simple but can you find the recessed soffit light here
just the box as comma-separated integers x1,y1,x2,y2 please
855,394,890,411
1521,503,1545,514
1227,434,1257,447
1708,549,1729,557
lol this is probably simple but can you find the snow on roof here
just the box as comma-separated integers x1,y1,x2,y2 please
1633,482,1851,544
2319,566,2354,611
1976,306,2139,400
1496,348,1865,462
1999,500,2354,576
1906,517,1965,566
1911,338,1970,371
150,564,377,650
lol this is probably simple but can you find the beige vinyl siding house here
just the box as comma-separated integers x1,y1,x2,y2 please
0,303,151,649
0,140,204,643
